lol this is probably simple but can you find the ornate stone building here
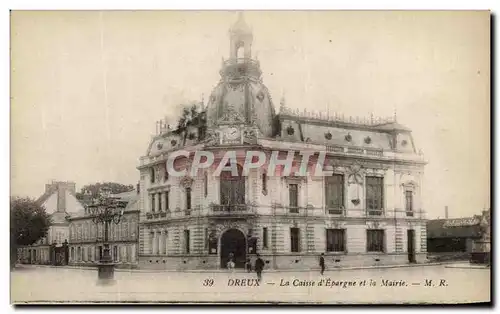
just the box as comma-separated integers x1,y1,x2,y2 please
137,14,427,270
67,190,140,268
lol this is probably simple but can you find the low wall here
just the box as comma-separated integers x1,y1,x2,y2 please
138,253,428,270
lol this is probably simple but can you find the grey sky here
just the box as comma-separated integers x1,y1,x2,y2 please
11,11,490,218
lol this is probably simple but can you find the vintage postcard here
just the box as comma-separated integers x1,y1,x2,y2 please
10,10,491,304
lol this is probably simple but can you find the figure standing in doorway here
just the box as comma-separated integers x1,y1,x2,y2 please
254,254,265,282
319,253,325,275
227,252,235,272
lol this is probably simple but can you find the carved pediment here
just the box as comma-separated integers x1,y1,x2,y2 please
219,106,245,124
366,221,386,229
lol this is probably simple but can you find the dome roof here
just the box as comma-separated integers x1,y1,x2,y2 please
206,13,276,137
206,73,276,137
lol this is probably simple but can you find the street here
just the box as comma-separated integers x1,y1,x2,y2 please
11,263,490,304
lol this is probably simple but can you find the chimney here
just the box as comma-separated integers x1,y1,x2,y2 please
445,206,449,219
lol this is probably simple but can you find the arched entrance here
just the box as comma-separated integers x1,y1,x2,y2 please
220,228,246,269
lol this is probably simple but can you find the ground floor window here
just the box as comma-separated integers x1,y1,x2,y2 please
326,229,346,252
290,227,301,252
184,230,190,254
367,229,385,252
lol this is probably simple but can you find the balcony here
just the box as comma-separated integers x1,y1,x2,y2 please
326,207,346,216
208,203,256,218
366,208,385,217
145,211,169,220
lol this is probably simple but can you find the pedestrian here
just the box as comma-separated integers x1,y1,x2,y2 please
245,258,252,272
227,252,235,272
319,253,325,275
254,254,265,282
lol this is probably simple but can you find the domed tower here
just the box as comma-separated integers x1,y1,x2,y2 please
206,13,276,139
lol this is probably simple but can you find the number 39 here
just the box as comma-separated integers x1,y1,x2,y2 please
203,278,214,287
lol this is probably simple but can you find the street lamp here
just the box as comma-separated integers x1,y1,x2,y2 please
85,188,127,283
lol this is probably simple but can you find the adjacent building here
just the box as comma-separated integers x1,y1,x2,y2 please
137,14,427,270
17,181,83,265
427,209,490,263
67,190,140,268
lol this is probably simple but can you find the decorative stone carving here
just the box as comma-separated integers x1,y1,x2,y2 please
345,133,352,142
180,176,194,189
366,221,385,229
243,128,257,142
286,126,295,135
256,90,265,102
325,131,332,140
329,220,347,229
156,142,163,150
364,136,372,144
347,162,364,185
219,107,245,124
228,83,244,92
205,130,221,145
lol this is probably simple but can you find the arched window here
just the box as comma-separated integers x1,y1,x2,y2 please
220,164,245,205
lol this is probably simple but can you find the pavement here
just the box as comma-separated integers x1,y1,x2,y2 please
13,260,466,273
10,262,491,304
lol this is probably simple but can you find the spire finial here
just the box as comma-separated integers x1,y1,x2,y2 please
230,11,252,35
393,108,398,122
280,90,286,109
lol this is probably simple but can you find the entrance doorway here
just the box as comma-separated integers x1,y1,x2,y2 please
220,229,246,269
407,229,416,263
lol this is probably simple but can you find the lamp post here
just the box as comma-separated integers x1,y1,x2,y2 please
85,188,127,283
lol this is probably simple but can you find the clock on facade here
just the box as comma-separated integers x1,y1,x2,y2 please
225,127,240,140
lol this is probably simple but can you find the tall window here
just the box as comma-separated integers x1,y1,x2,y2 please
113,246,118,262
325,174,345,214
263,227,268,249
290,227,300,252
150,167,155,183
151,194,156,212
184,230,190,254
205,228,209,249
158,192,162,211
366,176,384,215
326,229,346,252
405,190,414,216
204,172,208,197
149,232,154,254
367,229,385,252
186,187,192,210
220,164,245,205
165,191,170,210
289,184,299,213
262,172,267,193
